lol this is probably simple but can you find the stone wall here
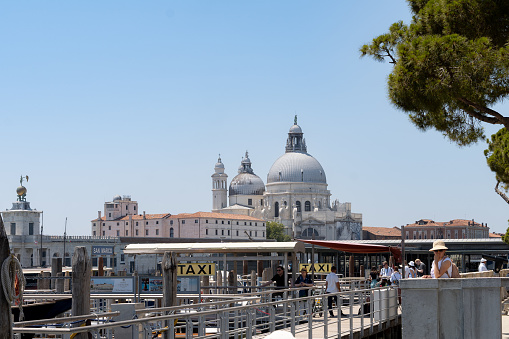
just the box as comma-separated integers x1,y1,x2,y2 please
400,278,509,339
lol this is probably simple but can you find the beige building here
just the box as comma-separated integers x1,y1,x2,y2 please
404,219,490,240
91,196,266,240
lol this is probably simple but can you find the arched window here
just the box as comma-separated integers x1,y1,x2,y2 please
170,227,174,238
296,201,301,212
302,228,319,238
305,201,311,211
275,202,279,218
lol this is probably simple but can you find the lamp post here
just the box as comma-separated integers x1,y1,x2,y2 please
63,218,67,267
40,211,44,267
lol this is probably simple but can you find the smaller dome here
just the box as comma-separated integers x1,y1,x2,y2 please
229,173,265,196
289,124,302,134
113,195,122,201
215,155,224,169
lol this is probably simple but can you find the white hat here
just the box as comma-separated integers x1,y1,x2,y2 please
429,240,448,252
409,261,415,267
481,258,487,263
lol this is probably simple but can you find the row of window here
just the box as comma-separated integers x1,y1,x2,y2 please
274,200,322,217
9,222,35,235
94,220,264,228
93,227,265,238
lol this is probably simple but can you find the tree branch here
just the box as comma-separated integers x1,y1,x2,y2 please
495,181,509,205
457,97,509,128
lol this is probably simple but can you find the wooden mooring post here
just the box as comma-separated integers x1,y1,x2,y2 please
162,251,177,339
72,246,91,339
0,216,12,339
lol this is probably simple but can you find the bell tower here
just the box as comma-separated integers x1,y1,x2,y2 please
212,155,228,211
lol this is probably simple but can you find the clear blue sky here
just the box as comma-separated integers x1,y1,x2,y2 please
1,1,507,236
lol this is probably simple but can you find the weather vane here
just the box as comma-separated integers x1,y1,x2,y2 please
17,175,29,202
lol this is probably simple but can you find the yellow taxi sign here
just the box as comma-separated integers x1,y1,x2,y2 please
177,263,216,276
299,263,332,274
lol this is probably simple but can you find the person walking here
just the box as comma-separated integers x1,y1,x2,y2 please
325,266,344,317
478,258,488,272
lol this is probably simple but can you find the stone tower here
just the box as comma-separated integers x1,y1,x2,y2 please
212,156,228,211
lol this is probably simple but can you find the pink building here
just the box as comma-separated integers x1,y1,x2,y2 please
404,219,489,240
91,195,266,240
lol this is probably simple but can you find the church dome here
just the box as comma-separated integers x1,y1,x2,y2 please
229,173,265,195
113,195,122,201
229,151,265,195
268,117,326,184
289,124,302,134
267,152,326,184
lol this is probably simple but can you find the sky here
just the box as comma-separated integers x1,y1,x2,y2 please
1,1,508,236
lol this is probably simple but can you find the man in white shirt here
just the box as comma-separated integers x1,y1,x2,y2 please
325,266,344,317
478,258,488,272
380,261,394,278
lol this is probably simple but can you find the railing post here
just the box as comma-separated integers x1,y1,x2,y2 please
290,300,296,336
349,291,354,339
221,310,228,339
269,302,275,333
360,292,364,337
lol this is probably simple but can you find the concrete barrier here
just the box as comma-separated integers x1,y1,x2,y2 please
400,278,509,339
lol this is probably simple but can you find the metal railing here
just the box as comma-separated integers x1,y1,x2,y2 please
13,284,400,339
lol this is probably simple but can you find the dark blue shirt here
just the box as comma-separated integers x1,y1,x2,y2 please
295,274,313,297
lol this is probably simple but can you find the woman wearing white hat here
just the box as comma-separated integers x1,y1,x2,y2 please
429,240,452,278
405,261,417,279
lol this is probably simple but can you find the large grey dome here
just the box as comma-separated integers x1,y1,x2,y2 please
267,152,326,184
229,173,265,195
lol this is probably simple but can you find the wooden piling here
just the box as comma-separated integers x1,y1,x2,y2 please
98,257,104,276
162,252,177,339
0,216,12,339
349,255,354,278
56,272,64,293
72,246,91,339
51,257,62,290
162,251,177,308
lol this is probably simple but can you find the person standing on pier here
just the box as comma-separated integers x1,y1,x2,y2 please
429,240,452,278
295,267,313,315
478,258,488,272
260,265,287,301
415,258,426,277
380,261,393,279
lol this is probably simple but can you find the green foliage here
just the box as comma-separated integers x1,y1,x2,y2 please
266,221,292,242
361,0,509,146
485,128,509,189
502,224,509,245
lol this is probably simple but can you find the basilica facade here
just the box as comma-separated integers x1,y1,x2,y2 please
212,118,363,240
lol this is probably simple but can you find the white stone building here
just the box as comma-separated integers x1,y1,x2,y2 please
213,118,363,240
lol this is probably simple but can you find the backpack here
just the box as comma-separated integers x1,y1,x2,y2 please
444,258,461,278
